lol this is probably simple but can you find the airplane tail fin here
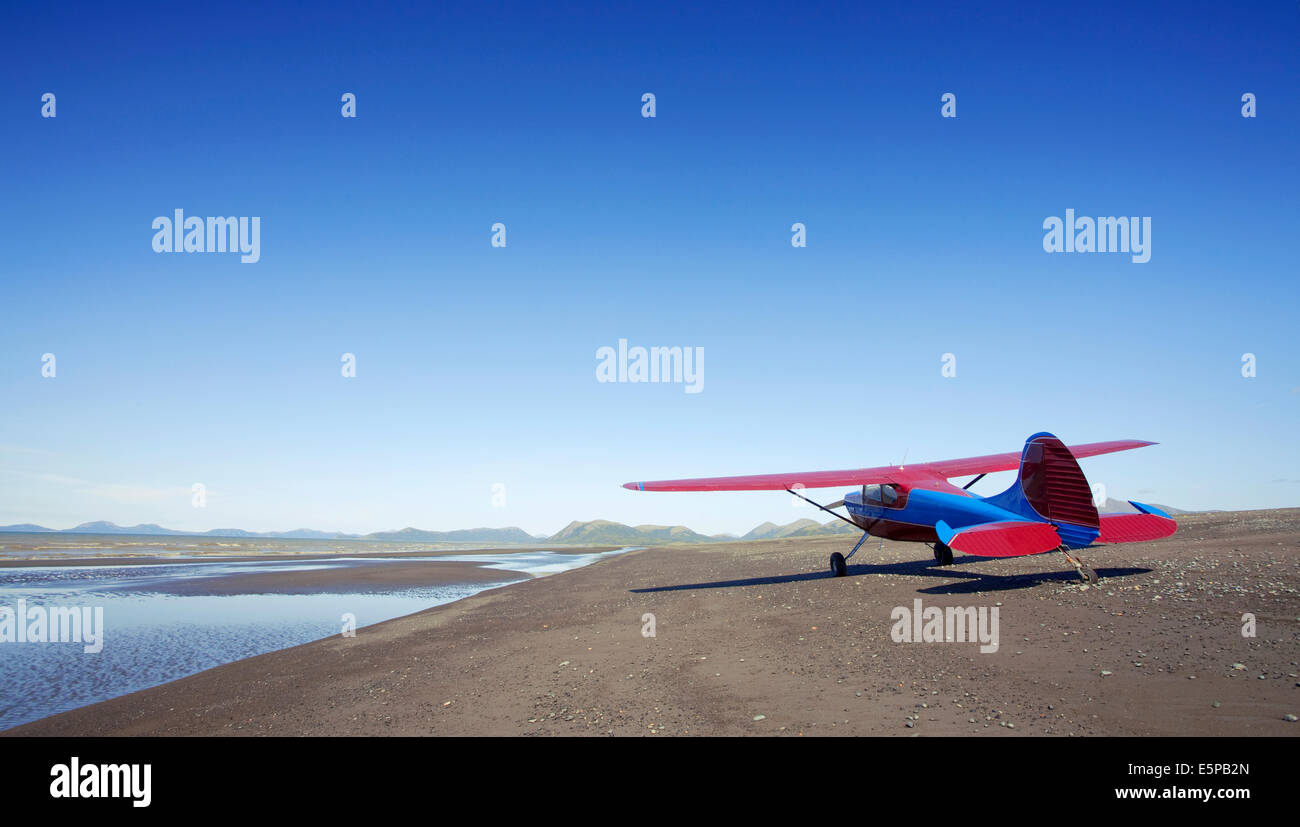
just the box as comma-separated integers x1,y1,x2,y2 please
984,432,1100,548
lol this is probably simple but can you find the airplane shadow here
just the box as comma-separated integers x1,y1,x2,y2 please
629,555,1152,596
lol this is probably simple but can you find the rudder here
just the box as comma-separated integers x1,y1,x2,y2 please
984,432,1100,548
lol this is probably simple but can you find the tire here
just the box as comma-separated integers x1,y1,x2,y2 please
829,552,847,577
933,542,954,566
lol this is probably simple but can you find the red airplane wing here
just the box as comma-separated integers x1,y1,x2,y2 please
623,439,1155,492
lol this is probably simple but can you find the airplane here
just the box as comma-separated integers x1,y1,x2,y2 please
623,432,1178,583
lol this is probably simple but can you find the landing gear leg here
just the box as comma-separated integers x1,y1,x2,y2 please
830,532,871,578
932,542,954,566
1060,548,1098,584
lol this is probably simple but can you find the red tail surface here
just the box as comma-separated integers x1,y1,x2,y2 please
1095,502,1178,543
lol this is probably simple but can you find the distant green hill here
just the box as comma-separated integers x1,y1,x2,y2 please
740,521,783,540
741,518,855,540
546,520,714,545
364,526,540,543
781,519,858,537
544,517,856,546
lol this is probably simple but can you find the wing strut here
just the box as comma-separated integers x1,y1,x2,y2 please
845,530,871,562
784,487,860,528
785,487,875,579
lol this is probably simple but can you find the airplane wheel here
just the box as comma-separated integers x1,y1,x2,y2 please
933,543,954,566
1080,566,1099,584
829,552,847,577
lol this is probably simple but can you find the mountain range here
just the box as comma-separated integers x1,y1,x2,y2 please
0,517,857,545
0,497,1190,546
1097,498,1187,515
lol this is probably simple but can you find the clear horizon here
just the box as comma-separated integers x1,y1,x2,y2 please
0,482,1257,538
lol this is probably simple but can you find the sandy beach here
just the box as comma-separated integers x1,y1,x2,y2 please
5,509,1298,736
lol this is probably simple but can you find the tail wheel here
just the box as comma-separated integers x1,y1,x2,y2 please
933,542,954,566
829,552,847,577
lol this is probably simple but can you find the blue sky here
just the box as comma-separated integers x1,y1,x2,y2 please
1,1,1296,535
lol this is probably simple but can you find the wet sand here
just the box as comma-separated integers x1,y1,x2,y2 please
5,509,1298,736
136,560,524,596
0,547,620,568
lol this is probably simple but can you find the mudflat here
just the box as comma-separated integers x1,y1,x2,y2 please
6,510,1298,736
133,560,524,596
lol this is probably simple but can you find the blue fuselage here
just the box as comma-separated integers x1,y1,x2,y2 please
844,487,1028,543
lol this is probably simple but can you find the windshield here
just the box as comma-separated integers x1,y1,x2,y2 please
862,484,900,506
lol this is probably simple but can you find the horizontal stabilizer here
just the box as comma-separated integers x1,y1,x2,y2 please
1095,501,1177,544
936,519,1062,558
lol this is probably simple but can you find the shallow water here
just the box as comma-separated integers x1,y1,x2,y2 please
0,547,633,730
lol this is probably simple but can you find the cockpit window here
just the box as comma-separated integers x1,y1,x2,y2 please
862,484,900,507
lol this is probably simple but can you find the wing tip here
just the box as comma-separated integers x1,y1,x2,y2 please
1129,499,1171,518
